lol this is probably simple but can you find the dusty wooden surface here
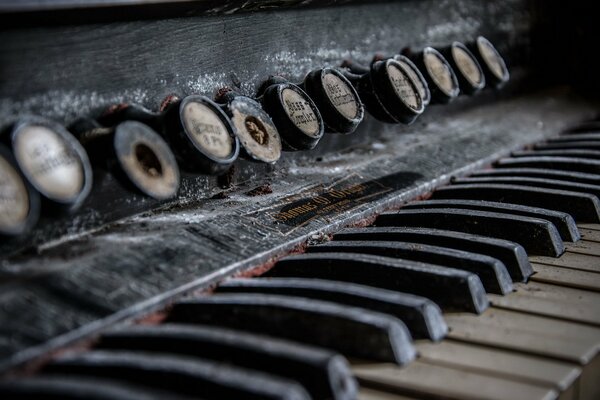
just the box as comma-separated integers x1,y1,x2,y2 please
0,88,596,371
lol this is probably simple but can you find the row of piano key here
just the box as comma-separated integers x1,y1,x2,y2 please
2,123,600,399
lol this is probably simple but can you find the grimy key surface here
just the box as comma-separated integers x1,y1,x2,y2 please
375,208,565,257
495,156,600,175
308,240,513,294
167,293,416,365
454,175,600,200
531,263,600,292
268,252,488,313
403,199,579,242
416,340,581,391
45,350,310,400
333,227,533,282
433,183,600,223
471,167,600,186
99,323,357,400
489,282,600,326
353,360,558,400
445,308,600,364
0,375,187,400
530,252,600,273
218,277,447,341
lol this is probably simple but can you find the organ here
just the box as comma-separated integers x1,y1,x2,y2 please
0,0,599,399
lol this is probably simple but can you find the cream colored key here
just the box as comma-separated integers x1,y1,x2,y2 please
578,228,600,243
449,308,600,342
515,281,600,305
577,223,600,232
446,309,600,364
489,285,600,326
353,361,558,400
417,340,580,391
532,263,600,291
567,239,600,257
530,252,600,273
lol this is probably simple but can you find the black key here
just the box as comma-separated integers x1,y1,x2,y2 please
433,184,600,223
99,323,356,400
471,168,600,186
45,350,309,400
548,133,600,142
453,176,600,202
167,293,416,365
495,156,600,174
218,278,447,341
266,252,488,314
308,241,513,294
0,375,185,400
535,141,600,151
403,199,580,242
376,208,564,257
333,227,533,282
512,149,600,160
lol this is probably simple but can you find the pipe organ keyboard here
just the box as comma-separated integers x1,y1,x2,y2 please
0,0,599,399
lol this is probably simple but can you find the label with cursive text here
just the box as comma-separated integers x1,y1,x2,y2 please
182,101,234,158
13,125,84,201
387,63,421,111
323,72,359,120
242,171,422,235
282,88,320,137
